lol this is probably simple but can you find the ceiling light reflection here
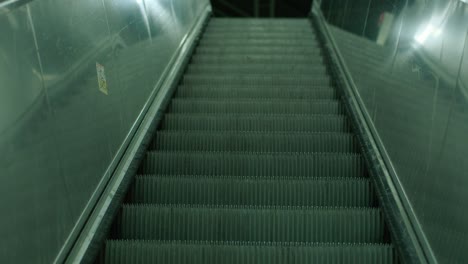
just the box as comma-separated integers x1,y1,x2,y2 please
414,24,442,44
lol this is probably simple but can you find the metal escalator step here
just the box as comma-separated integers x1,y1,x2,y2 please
182,75,330,86
151,131,358,153
105,240,396,264
160,114,350,133
186,64,326,75
117,205,383,243
201,37,317,44
130,176,375,207
206,22,312,27
141,152,365,178
210,17,310,22
175,87,336,100
199,38,316,46
202,32,316,39
207,25,313,31
168,99,343,115
195,46,320,55
203,32,317,41
191,54,322,63
209,21,311,26
205,26,315,34
178,82,331,90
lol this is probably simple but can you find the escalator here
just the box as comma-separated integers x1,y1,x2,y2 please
99,18,398,263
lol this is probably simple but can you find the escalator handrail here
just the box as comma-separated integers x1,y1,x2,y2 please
0,0,33,14
310,1,435,263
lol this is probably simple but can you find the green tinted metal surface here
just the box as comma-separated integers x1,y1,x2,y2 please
105,241,396,264
98,17,397,263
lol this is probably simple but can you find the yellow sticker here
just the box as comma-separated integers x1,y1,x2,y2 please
96,62,108,95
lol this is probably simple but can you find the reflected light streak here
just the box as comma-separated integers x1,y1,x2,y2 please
136,0,152,42
415,24,442,44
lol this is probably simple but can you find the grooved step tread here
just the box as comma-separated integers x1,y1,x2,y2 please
160,114,350,133
182,74,330,85
130,175,375,207
168,99,343,114
141,151,365,178
203,32,316,38
199,39,317,46
195,46,320,55
202,35,316,41
209,19,312,25
117,205,384,243
186,64,326,75
205,27,315,33
177,83,333,90
175,86,336,100
105,240,396,264
151,131,358,153
207,24,313,30
191,54,322,63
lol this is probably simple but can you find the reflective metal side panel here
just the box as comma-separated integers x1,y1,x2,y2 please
0,0,209,263
320,0,468,262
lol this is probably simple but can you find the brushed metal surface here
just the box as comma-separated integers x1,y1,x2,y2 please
322,0,468,262
0,0,209,263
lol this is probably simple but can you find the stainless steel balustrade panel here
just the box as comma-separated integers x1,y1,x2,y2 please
320,0,468,262
0,0,209,263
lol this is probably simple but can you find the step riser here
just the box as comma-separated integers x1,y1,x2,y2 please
105,241,396,264
205,28,315,34
168,100,343,115
175,89,336,100
118,206,384,243
186,66,327,75
202,35,317,40
191,55,323,63
131,177,375,207
195,47,321,55
151,133,358,153
160,116,350,133
141,152,366,178
182,74,330,83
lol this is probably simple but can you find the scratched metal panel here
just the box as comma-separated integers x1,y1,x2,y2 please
0,0,209,263
0,6,74,263
323,0,468,262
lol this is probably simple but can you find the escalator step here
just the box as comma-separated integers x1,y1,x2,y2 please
195,46,320,55
202,34,316,41
205,22,310,30
182,75,330,86
168,99,343,115
203,30,315,36
191,54,322,64
208,21,312,28
205,26,314,33
151,131,358,153
130,176,375,207
177,82,332,89
175,87,336,100
141,152,366,178
105,240,396,264
209,19,313,25
117,205,384,243
160,114,350,133
199,38,316,46
186,64,326,75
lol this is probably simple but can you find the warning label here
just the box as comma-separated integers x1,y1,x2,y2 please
96,62,108,95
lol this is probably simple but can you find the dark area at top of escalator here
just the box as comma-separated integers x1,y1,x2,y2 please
210,0,313,17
